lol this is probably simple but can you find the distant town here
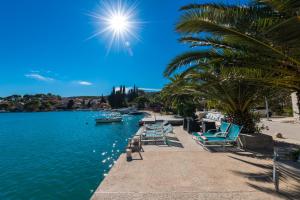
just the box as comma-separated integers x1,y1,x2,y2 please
0,86,161,112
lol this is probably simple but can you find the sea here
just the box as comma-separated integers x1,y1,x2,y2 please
0,111,143,200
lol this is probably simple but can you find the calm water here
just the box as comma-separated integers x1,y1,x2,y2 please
0,112,143,200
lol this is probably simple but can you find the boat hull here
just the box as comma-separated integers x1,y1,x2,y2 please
128,111,143,115
95,117,122,123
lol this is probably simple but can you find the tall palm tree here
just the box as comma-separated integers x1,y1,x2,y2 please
164,67,270,133
165,0,300,110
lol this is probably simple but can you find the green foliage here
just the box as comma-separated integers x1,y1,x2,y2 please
100,94,107,103
0,103,9,110
108,85,141,108
134,96,150,109
168,0,300,95
162,0,300,132
265,89,293,116
108,85,127,108
24,100,41,112
40,102,52,111
161,75,198,117
67,100,74,110
127,85,139,102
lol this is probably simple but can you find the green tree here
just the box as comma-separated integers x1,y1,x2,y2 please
0,103,10,111
135,96,150,109
67,100,74,110
127,85,139,102
168,0,300,117
100,94,106,103
108,86,127,108
24,100,41,112
161,75,197,118
40,102,52,111
162,0,300,132
108,86,116,108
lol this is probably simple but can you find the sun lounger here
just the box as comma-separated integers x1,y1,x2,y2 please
141,132,167,145
141,124,172,145
196,124,243,149
145,121,169,130
193,122,231,139
144,124,173,135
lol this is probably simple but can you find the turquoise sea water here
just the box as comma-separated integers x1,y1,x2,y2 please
0,112,143,200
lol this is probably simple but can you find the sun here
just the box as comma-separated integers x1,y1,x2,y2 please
108,14,129,33
88,0,142,54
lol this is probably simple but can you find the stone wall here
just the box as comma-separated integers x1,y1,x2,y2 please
239,134,274,151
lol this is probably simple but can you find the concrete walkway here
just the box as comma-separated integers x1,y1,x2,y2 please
261,118,300,145
92,127,293,200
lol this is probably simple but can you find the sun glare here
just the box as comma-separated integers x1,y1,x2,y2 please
109,14,129,33
88,0,142,54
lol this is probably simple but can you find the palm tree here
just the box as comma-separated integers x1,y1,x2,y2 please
161,75,198,117
164,67,270,133
165,0,300,111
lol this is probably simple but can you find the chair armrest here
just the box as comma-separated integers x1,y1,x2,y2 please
206,129,217,134
205,132,227,138
214,132,227,137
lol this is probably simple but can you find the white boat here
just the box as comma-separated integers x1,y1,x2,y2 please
95,117,122,123
113,107,137,114
95,112,123,124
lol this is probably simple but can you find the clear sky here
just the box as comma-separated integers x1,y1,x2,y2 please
0,0,249,97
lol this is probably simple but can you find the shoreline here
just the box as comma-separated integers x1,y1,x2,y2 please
0,109,150,114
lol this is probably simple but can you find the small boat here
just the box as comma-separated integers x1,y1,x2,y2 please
128,111,143,115
113,107,137,114
95,112,123,124
95,117,122,123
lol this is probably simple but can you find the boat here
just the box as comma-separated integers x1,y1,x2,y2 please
113,107,137,115
128,111,143,115
95,112,123,124
95,117,122,123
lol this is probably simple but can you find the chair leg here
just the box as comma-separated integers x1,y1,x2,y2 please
137,150,143,160
273,163,279,192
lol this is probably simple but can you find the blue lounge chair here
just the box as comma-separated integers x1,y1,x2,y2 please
141,124,173,145
144,124,173,135
145,121,169,130
197,124,243,149
141,132,167,145
193,122,231,138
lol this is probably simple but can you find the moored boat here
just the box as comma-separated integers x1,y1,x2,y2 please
128,111,143,115
95,117,122,123
95,111,123,124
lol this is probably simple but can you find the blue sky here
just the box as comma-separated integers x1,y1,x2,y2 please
0,0,249,97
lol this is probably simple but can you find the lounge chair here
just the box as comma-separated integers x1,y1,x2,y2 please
193,122,231,138
145,121,169,130
196,124,243,149
141,124,172,145
141,132,167,145
144,124,173,135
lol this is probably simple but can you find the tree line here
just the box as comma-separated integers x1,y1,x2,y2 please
108,85,140,108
